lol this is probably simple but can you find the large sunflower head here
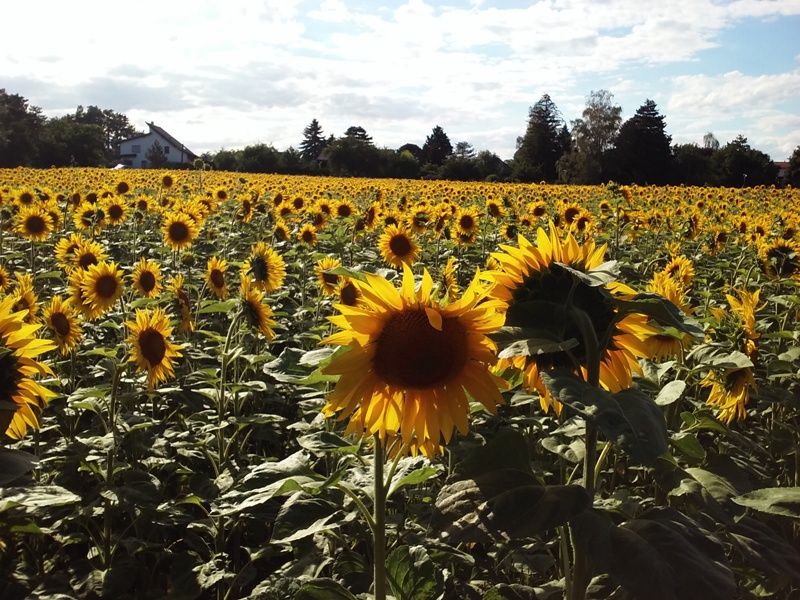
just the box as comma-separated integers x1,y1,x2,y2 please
130,257,163,299
43,295,83,356
125,307,182,390
378,224,420,269
487,222,656,414
701,366,756,424
759,238,800,280
320,265,508,459
1,295,56,440
72,238,108,271
242,241,287,294
103,196,129,226
80,261,125,321
205,256,229,299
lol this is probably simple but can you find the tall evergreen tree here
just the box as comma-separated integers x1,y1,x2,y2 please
421,126,453,166
344,126,373,144
299,118,328,162
74,105,140,163
513,94,568,182
607,99,672,185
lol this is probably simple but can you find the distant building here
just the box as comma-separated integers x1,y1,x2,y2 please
119,122,198,168
775,161,789,184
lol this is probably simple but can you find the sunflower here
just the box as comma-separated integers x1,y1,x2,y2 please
236,196,254,223
239,274,277,339
487,222,656,414
67,270,93,320
43,295,83,355
334,199,357,219
103,196,128,226
242,241,287,293
11,272,39,325
80,261,125,321
455,205,480,237
378,224,420,269
72,238,108,271
130,257,162,299
169,275,194,333
162,211,200,251
15,203,54,242
701,367,756,424
321,264,507,459
114,180,131,196
298,223,318,247
336,279,363,307
205,256,229,299
125,307,182,390
0,295,56,439
726,288,764,360
646,270,695,362
161,173,175,190
273,220,290,243
441,256,459,303
486,199,504,220
0,264,10,293
759,238,800,280
315,256,342,296
74,200,105,232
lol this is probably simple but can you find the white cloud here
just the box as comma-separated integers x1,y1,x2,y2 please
2,0,799,161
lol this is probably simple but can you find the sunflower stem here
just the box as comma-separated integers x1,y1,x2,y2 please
373,434,388,600
567,301,602,600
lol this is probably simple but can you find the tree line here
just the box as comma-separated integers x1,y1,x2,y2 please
2,87,798,186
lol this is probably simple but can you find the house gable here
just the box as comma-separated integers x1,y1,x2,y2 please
118,122,198,168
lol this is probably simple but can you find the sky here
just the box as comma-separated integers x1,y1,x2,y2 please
3,0,800,162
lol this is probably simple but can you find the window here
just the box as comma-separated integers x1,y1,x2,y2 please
164,145,170,154
132,144,141,153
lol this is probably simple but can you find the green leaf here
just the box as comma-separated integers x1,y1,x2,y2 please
324,266,368,283
655,380,686,406
0,485,81,512
297,431,361,456
197,299,237,314
686,345,753,370
431,469,589,543
614,292,704,339
295,578,359,600
386,545,444,600
571,507,735,600
669,432,706,461
0,448,37,486
728,516,800,580
482,584,540,600
388,459,439,498
271,492,345,544
558,260,620,287
731,487,800,519
540,370,669,466
495,333,579,360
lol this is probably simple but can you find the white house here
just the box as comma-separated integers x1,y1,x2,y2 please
118,122,198,168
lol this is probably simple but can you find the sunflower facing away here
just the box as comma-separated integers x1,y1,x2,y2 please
487,222,656,414
169,275,194,333
239,274,278,339
43,295,83,355
125,307,182,390
242,241,286,293
131,257,163,299
1,295,56,439
321,264,508,459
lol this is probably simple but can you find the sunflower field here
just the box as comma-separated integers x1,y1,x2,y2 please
1,167,799,600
